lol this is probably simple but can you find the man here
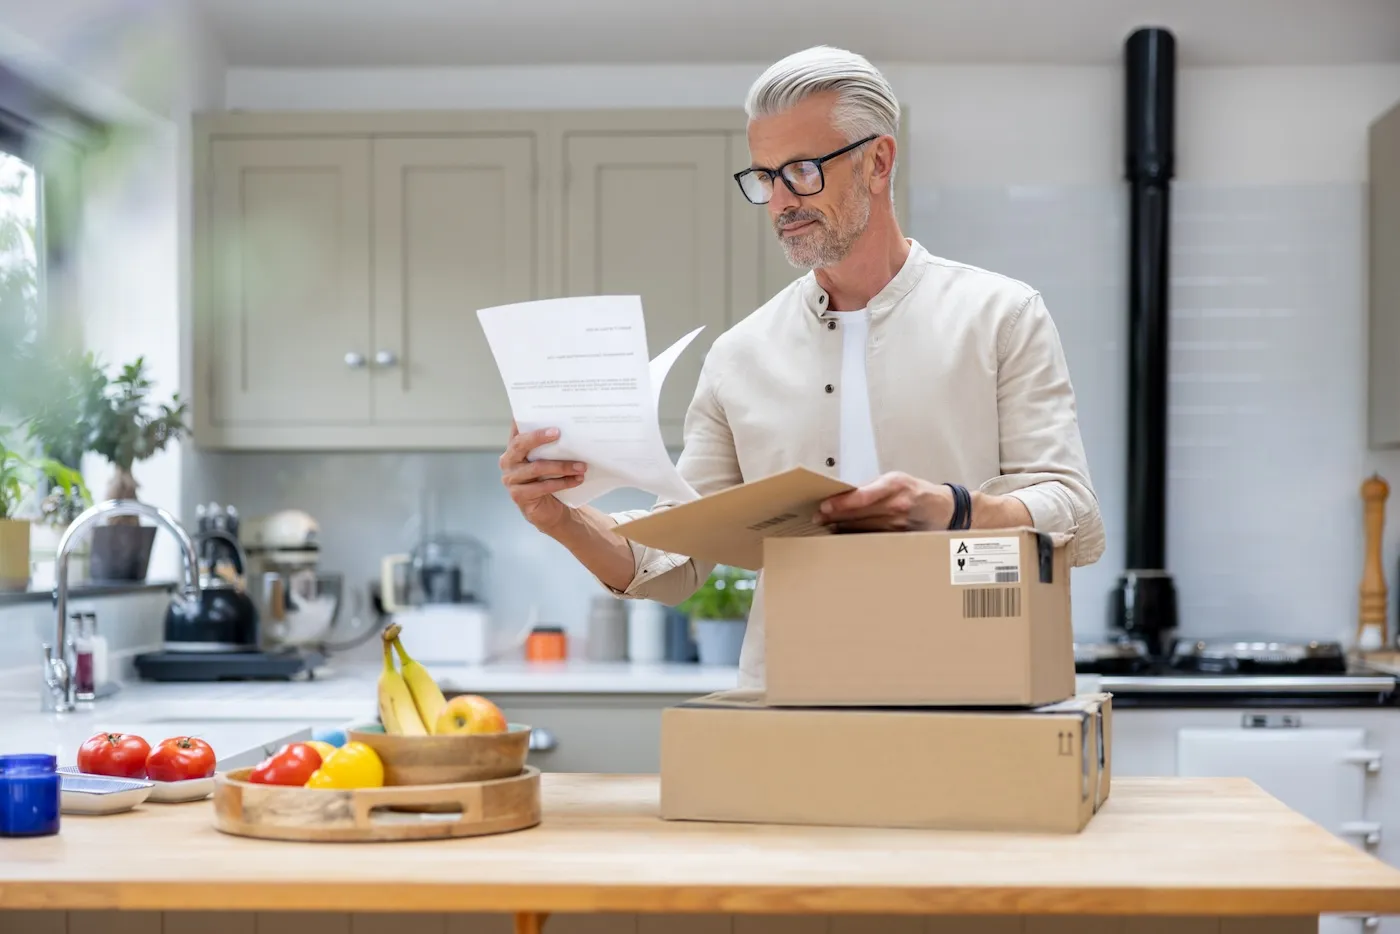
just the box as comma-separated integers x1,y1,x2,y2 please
499,45,1104,689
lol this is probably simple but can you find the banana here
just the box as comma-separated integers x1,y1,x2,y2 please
377,635,427,735
388,623,447,734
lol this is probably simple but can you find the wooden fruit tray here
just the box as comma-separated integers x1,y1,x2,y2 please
212,765,541,842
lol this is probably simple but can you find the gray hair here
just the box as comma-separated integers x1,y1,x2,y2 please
745,46,900,144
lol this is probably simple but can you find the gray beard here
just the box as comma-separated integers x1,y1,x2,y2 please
775,183,872,270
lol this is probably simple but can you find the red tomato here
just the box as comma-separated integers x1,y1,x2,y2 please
77,732,152,779
247,743,322,786
146,736,217,782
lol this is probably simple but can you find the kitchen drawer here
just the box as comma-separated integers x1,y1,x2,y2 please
492,693,687,774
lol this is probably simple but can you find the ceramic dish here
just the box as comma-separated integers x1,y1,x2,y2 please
59,773,153,815
59,767,216,803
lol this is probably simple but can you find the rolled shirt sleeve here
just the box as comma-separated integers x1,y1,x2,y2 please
980,291,1106,568
600,353,743,604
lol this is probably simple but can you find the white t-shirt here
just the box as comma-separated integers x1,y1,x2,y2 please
836,309,882,486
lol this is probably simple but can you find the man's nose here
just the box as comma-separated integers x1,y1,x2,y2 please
768,180,799,216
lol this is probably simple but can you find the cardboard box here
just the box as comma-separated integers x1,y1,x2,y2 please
616,466,853,571
617,466,1076,707
659,691,1113,834
763,528,1075,706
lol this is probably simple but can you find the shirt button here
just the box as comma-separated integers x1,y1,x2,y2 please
824,384,834,393
826,320,837,331
826,457,836,467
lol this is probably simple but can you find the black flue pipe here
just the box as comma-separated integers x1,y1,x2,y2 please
1124,26,1175,571
1113,27,1179,655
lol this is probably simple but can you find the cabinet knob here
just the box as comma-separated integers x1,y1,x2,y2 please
344,352,366,369
529,727,557,752
374,350,399,368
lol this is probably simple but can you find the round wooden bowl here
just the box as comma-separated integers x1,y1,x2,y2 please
212,766,541,843
346,722,532,786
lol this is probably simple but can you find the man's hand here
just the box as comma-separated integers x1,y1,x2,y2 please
815,472,953,532
815,472,1035,533
499,422,587,531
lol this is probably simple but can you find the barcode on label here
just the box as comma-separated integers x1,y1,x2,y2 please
995,570,1020,583
747,513,797,532
962,587,1022,619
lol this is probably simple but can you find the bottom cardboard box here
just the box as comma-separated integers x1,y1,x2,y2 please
660,690,1113,834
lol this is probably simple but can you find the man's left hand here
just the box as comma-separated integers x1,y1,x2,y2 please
815,472,953,532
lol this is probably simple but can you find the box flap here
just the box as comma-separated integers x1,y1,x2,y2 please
614,467,854,570
678,690,1111,716
1032,693,1111,715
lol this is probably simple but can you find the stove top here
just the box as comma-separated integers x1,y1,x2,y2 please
1071,635,1397,704
1074,637,1350,676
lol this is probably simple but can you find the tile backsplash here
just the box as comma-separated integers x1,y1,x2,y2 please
0,590,174,683
185,181,1382,649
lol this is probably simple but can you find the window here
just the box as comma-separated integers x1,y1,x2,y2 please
0,63,98,406
0,147,41,349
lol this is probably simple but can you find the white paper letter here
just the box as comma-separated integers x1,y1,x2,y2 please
477,296,703,507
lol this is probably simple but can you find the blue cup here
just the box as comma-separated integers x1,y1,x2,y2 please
0,753,61,837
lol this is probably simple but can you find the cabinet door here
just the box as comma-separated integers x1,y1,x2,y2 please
561,134,729,442
207,138,372,425
371,136,538,435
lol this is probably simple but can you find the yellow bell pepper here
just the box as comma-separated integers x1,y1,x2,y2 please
305,740,338,762
303,741,385,789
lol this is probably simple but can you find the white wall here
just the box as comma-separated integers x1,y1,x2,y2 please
205,61,1400,649
225,62,1400,184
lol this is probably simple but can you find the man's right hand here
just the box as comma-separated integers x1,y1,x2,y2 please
499,423,588,532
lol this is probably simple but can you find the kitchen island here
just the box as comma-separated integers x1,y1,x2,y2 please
2,773,1399,934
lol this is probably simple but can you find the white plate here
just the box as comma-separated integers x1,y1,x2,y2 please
58,767,215,804
59,774,153,815
147,774,216,803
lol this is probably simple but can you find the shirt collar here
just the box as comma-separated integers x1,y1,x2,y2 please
799,238,930,321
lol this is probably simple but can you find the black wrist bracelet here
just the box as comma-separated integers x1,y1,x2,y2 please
944,482,972,531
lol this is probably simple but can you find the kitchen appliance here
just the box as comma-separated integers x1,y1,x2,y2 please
381,533,503,665
133,505,324,682
243,508,377,652
1072,634,1398,707
1110,26,1179,656
161,528,260,652
1177,725,1385,934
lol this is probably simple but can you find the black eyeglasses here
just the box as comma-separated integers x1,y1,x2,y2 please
733,135,877,205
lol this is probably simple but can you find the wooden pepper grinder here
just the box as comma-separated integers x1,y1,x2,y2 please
1359,473,1390,652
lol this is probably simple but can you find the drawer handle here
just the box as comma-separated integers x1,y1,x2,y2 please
344,352,366,369
529,727,557,752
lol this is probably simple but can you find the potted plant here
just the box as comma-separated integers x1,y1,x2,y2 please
680,565,757,667
18,348,103,583
0,431,88,593
81,356,188,581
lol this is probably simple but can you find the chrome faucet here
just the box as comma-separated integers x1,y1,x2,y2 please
42,499,202,713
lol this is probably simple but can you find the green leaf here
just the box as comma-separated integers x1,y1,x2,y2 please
679,565,758,621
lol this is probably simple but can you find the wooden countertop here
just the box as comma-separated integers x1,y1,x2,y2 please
3,775,1400,917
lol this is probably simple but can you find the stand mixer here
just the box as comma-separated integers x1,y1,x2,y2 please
380,533,500,664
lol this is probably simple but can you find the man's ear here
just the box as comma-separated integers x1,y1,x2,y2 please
868,135,897,197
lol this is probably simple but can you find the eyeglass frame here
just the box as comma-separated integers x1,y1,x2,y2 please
732,134,880,205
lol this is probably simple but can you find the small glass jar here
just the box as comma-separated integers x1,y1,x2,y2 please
0,753,61,837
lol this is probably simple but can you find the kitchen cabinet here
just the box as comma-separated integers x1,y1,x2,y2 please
206,137,373,428
1368,97,1400,448
197,123,543,449
370,136,538,433
561,133,730,439
192,110,910,451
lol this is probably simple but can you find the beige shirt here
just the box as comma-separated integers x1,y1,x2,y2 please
606,239,1105,689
